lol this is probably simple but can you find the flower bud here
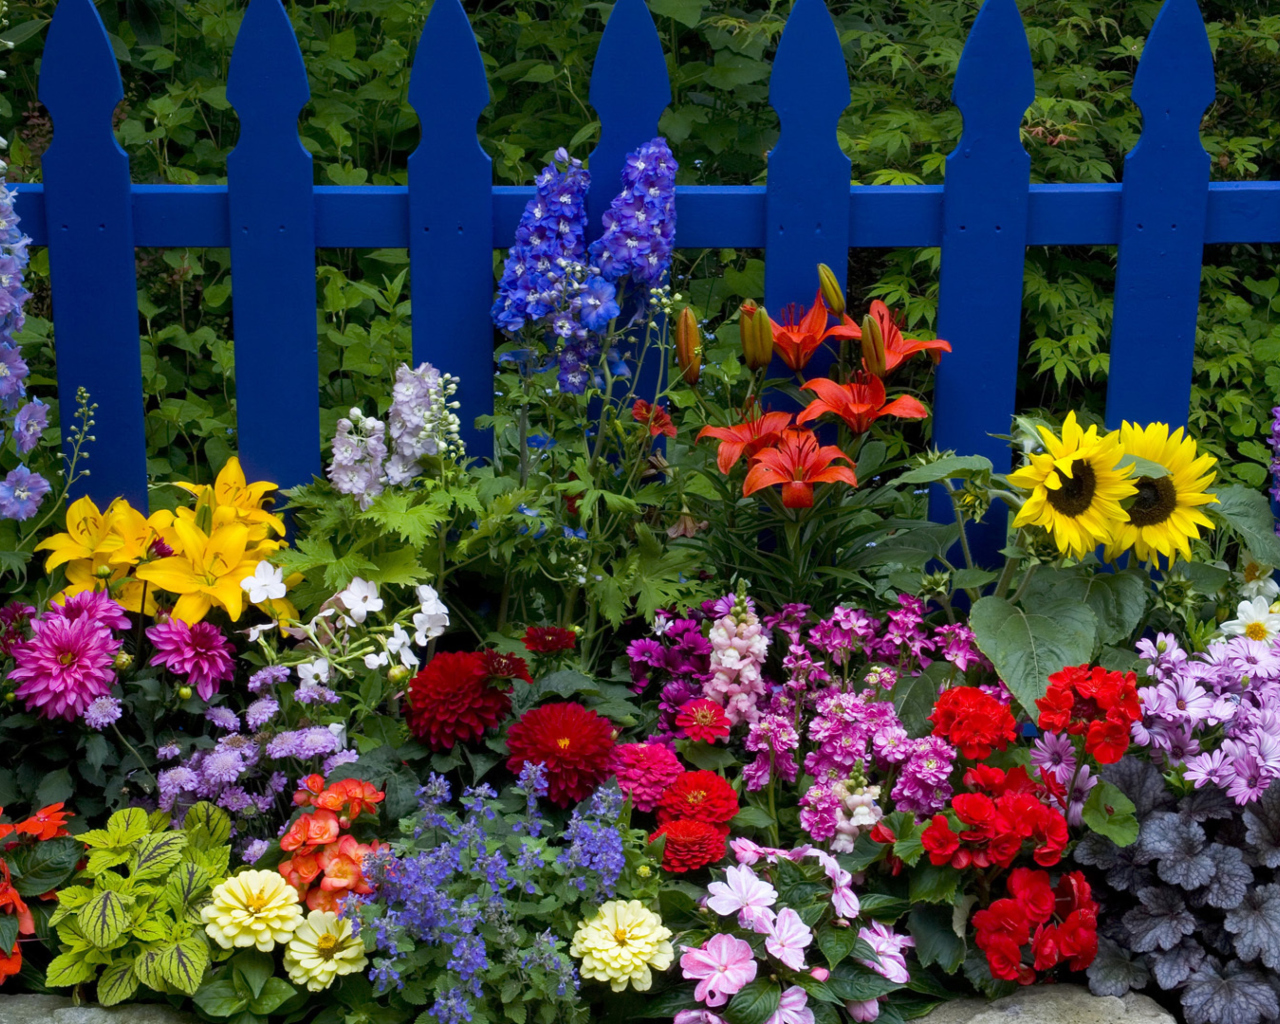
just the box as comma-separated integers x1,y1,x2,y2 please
675,306,701,386
3,692,13,704
817,263,845,317
810,967,830,982
741,302,773,371
860,312,886,377
95,564,114,579
113,652,134,671
388,664,410,684
177,686,193,701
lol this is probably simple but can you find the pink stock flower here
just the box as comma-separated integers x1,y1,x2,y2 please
765,907,813,971
10,609,121,721
765,986,814,1024
680,933,757,1007
706,864,779,929
146,617,235,700
857,920,914,984
611,742,684,812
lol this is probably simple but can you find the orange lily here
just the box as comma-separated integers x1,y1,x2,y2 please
697,410,794,474
797,373,930,435
839,300,951,376
743,428,858,509
770,290,858,372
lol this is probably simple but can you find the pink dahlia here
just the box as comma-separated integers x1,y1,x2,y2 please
10,612,120,721
146,618,235,700
612,742,683,812
54,590,131,632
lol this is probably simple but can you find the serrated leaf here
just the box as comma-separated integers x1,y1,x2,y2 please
908,863,960,904
133,947,167,991
360,491,448,547
97,958,139,1006
78,890,131,947
827,963,902,1003
46,949,100,987
164,860,214,910
86,849,133,875
132,832,188,881
183,802,231,847
157,935,210,995
0,915,18,955
133,915,170,943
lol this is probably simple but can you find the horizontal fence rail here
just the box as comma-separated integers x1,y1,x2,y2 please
10,0,1280,546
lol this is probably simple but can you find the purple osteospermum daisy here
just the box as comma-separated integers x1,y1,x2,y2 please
10,610,120,720
146,618,235,700
1030,731,1077,784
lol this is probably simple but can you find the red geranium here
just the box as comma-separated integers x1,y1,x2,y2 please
405,651,514,752
1036,664,1140,764
505,701,616,807
650,818,726,873
632,400,676,439
656,770,739,829
972,869,1098,983
675,699,732,743
930,686,1016,760
523,627,577,655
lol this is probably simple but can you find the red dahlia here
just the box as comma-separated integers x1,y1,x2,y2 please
675,699,732,743
656,770,739,828
405,651,513,752
650,818,726,873
505,701,616,807
483,650,532,683
930,686,1016,760
523,627,577,655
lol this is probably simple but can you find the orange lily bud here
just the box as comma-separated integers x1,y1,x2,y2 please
860,312,887,377
817,263,845,317
675,306,701,386
742,303,774,371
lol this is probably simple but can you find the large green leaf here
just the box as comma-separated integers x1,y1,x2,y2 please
78,890,132,948
907,863,960,904
969,596,1097,713
183,802,231,848
97,959,140,1006
908,904,965,974
724,979,781,1024
817,924,861,970
896,454,993,485
249,977,298,1015
1213,485,1280,565
827,964,902,1003
1024,568,1149,646
1082,781,1139,847
11,836,83,896
194,976,248,1017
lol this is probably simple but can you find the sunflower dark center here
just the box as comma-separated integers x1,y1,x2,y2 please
1046,461,1097,517
1127,475,1177,527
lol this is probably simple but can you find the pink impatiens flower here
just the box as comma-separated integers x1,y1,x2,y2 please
705,863,778,929
764,986,814,1024
147,617,235,700
764,907,813,970
680,933,757,1007
857,920,914,984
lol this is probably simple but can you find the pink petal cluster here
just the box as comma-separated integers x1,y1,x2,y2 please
703,594,769,725
146,617,235,700
857,920,914,984
680,933,757,1007
765,986,813,1024
764,907,812,970
10,597,125,721
611,742,683,812
705,863,778,930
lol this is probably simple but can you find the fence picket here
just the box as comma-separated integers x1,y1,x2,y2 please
1105,0,1214,430
929,0,1035,565
764,0,850,382
407,0,493,459
38,0,147,509
226,0,319,495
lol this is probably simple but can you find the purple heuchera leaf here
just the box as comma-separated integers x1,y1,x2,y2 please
1086,937,1151,998
1152,937,1207,989
1135,811,1205,865
1181,963,1279,1024
1123,887,1198,952
1242,782,1280,869
1201,844,1253,911
1225,883,1280,968
1074,831,1118,870
1179,787,1236,823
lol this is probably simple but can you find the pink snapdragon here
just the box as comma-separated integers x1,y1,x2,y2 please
705,863,778,930
703,592,769,725
680,934,757,1007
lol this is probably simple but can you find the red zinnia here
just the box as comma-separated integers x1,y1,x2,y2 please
405,651,513,752
675,699,732,743
650,818,726,873
656,770,739,829
930,686,1016,760
505,701,616,808
523,627,577,655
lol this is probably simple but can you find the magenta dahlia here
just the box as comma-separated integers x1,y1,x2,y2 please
611,742,683,812
10,612,121,721
146,618,235,700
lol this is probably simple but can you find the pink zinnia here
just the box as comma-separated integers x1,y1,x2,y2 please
10,612,120,721
147,618,235,700
680,933,757,1007
611,742,683,812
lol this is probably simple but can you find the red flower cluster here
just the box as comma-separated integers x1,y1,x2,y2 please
921,766,1068,870
930,686,1016,760
0,802,71,843
650,770,738,873
404,651,518,752
1036,664,1141,765
280,775,386,913
972,868,1099,983
632,400,676,439
650,818,726,874
506,701,616,807
523,627,577,655
675,699,732,743
0,861,31,983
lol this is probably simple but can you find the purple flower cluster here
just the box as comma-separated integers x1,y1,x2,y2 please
385,363,463,482
587,138,677,288
1132,631,1280,804
329,407,388,510
1270,405,1280,511
157,731,290,817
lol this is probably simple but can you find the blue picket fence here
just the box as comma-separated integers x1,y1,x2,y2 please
11,0,1280,543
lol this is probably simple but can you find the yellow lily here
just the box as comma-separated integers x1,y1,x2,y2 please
97,501,166,567
173,458,284,538
34,496,113,572
59,559,158,616
136,518,262,623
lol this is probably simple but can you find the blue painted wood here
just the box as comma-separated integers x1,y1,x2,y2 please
1105,0,1214,431
763,0,851,380
929,0,1035,566
407,0,493,460
226,0,319,493
38,0,147,510
13,181,1280,251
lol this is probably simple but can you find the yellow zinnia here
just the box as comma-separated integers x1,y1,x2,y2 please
1008,411,1137,560
283,910,368,992
1105,421,1218,565
569,899,673,993
202,870,303,952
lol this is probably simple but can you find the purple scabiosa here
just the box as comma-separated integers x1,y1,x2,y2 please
158,766,199,811
295,683,340,705
157,743,182,761
12,400,45,454
83,695,123,730
205,706,240,732
245,696,279,731
242,838,271,864
248,664,290,693
10,607,121,720
147,618,235,700
322,749,360,774
0,465,48,521
265,727,343,761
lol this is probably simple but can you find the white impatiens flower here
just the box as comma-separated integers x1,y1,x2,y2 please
241,561,287,605
298,659,331,687
1221,597,1280,643
338,577,383,624
413,584,450,645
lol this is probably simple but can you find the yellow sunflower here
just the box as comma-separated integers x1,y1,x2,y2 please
1105,421,1218,565
1008,411,1137,559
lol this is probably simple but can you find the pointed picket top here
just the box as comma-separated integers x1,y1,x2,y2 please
770,0,851,131
226,0,310,136
408,0,489,131
951,0,1035,146
39,0,124,147
1129,0,1215,152
587,0,671,222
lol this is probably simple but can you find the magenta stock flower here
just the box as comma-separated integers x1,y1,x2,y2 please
10,608,121,720
680,933,757,1007
705,864,778,929
147,617,235,700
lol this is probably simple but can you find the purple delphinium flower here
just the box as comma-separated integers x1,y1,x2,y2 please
12,400,45,454
328,409,388,510
83,696,122,731
587,138,677,287
385,363,462,483
0,466,49,521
